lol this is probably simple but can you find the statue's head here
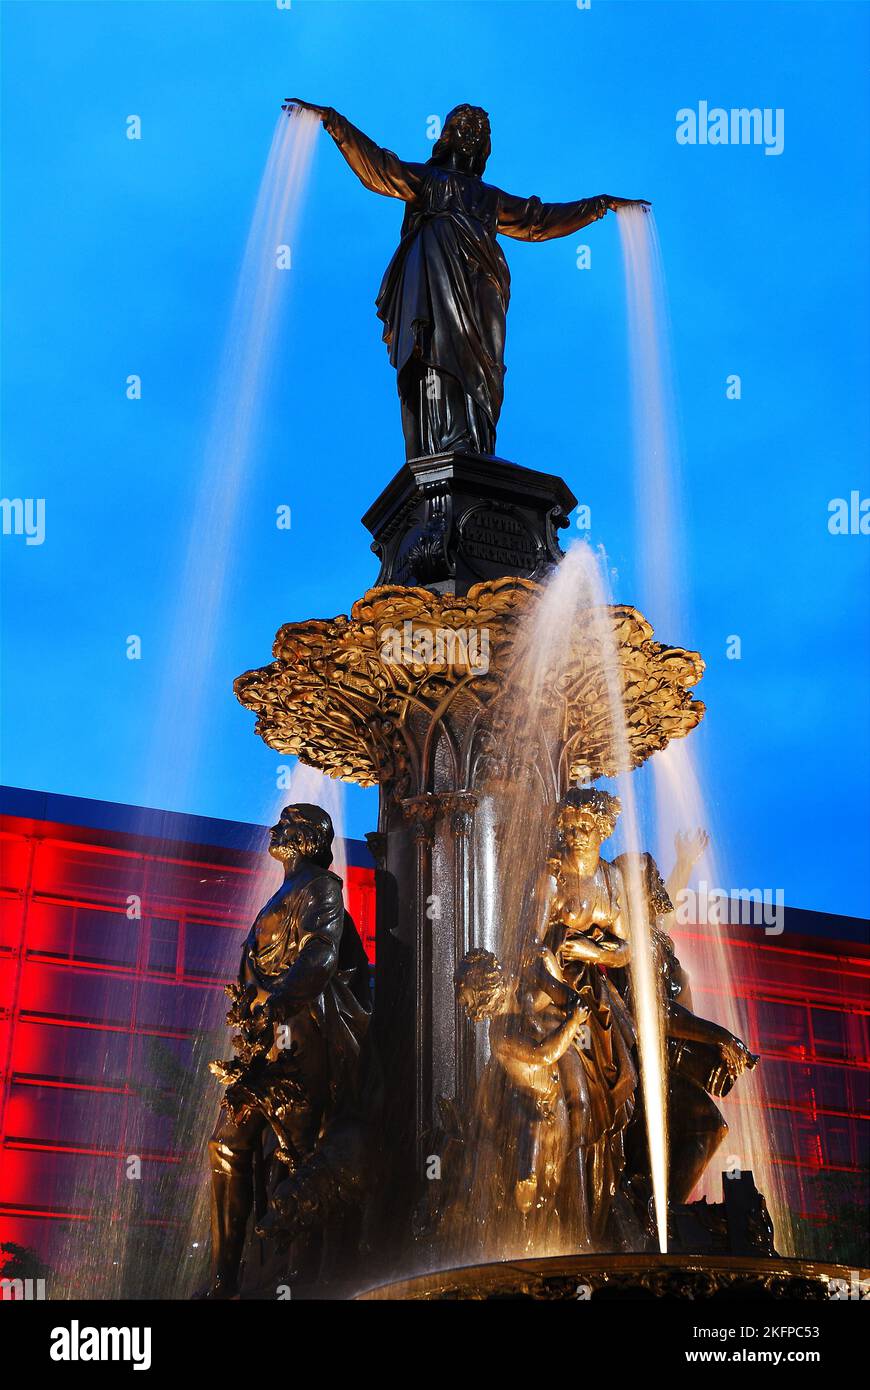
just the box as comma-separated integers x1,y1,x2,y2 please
555,787,621,862
431,105,491,177
268,802,334,869
650,924,682,998
455,947,510,1021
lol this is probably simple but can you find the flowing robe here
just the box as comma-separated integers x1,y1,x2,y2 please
322,109,610,432
240,861,371,1115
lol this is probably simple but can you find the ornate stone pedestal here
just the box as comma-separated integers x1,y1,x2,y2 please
363,452,577,593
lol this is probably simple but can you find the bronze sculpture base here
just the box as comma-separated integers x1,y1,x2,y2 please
354,1253,868,1301
361,451,577,592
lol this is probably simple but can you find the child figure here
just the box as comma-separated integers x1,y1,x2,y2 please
455,946,587,1220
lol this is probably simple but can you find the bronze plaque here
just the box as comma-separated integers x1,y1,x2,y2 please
457,502,541,578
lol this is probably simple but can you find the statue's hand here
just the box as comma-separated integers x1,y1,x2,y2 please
720,1035,758,1078
282,97,327,121
605,196,651,213
567,991,588,1023
559,936,589,962
561,932,630,968
674,827,710,871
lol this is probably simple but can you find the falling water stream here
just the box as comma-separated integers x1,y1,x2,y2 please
617,207,795,1254
149,109,320,797
466,542,669,1257
462,207,791,1265
573,546,670,1255
52,111,322,1297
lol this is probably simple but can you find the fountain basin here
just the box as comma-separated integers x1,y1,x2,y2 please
355,1252,868,1301
234,577,705,792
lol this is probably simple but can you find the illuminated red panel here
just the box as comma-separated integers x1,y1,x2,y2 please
17,962,137,1030
0,894,24,954
9,1020,135,1086
346,864,376,960
0,830,32,893
1,1148,116,1211
0,955,18,1011
29,837,148,906
25,900,142,969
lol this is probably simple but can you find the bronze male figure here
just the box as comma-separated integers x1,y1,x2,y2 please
205,803,371,1297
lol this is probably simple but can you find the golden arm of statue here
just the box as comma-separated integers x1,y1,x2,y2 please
558,925,631,969
668,1000,757,1078
525,946,579,1011
284,99,425,201
493,998,589,1069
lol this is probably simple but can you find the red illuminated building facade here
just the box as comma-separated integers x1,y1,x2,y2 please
1,785,867,1277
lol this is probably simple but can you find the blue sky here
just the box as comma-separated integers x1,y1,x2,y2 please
2,0,868,916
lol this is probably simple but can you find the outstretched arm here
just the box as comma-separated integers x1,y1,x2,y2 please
496,189,649,242
667,1000,755,1071
284,98,424,202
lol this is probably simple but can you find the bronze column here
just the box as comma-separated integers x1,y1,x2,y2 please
446,792,477,1110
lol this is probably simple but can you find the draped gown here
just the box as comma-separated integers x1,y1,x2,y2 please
322,109,611,457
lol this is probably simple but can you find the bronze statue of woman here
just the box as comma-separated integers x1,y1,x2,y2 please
537,787,640,1246
284,100,648,459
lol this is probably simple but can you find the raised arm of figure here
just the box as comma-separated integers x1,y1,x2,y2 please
496,188,649,242
284,99,425,202
493,999,588,1069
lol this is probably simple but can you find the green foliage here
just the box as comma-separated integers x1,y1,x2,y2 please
789,1169,870,1267
0,1241,54,1283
